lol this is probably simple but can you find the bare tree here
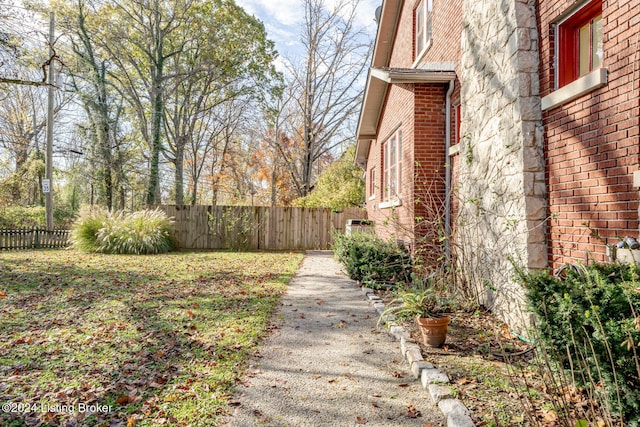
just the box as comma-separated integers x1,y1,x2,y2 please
278,0,371,197
0,81,69,204
0,4,57,87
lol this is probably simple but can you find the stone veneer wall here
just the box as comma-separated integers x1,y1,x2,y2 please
458,0,547,327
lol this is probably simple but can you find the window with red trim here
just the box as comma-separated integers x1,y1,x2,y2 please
558,0,603,88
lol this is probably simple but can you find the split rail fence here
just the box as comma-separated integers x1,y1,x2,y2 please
160,205,367,250
0,228,70,250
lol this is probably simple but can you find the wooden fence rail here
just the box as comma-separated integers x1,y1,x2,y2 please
160,205,368,250
0,228,71,250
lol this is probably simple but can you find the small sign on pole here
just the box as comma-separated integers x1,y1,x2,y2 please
42,179,51,194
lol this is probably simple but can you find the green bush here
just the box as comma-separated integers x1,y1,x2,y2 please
518,263,640,426
70,206,110,252
0,205,76,229
71,207,176,254
333,231,412,288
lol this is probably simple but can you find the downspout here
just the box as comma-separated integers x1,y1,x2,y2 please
444,79,455,262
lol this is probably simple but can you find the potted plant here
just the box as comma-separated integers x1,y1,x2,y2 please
381,281,454,348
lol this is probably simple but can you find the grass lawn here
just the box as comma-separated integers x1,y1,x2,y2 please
0,250,303,427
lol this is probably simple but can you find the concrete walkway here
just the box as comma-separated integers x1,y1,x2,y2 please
224,251,444,427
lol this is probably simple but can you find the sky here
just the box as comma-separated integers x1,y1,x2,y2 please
235,0,381,60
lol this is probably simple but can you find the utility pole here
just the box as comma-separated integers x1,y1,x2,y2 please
45,12,55,230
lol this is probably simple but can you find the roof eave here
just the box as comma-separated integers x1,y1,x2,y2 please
370,67,456,83
355,72,388,167
371,0,403,68
355,68,456,167
355,0,402,167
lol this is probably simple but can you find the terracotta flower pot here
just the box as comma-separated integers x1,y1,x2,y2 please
416,315,450,348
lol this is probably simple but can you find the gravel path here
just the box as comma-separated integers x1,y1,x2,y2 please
223,251,444,427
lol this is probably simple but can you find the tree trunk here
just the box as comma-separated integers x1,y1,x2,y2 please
146,4,165,206
190,179,198,205
174,141,185,205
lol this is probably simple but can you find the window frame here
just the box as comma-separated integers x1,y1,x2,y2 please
383,129,402,202
557,0,603,88
368,166,376,200
454,104,461,145
414,0,433,61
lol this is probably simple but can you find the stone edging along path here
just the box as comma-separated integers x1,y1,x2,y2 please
361,286,476,427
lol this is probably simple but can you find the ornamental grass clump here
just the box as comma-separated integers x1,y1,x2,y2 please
70,206,111,252
71,207,176,254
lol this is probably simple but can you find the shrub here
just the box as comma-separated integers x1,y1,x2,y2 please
518,263,640,426
70,206,110,252
71,207,176,255
0,205,76,229
333,231,412,288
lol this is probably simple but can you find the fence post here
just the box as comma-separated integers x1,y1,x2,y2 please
34,227,39,249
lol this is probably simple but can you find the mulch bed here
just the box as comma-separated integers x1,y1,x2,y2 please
375,288,611,426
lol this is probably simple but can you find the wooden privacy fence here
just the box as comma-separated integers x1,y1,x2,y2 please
0,228,70,250
160,205,368,250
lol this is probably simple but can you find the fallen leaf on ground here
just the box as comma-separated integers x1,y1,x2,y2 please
355,416,367,424
542,409,558,423
116,395,130,405
405,404,421,418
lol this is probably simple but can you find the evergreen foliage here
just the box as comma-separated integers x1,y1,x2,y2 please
333,231,412,288
518,263,640,426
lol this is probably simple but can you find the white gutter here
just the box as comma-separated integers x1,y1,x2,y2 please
444,78,455,261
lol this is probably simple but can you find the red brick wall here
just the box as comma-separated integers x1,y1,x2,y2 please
422,0,463,70
414,0,463,257
413,84,448,260
390,0,464,69
366,83,416,245
364,0,463,257
365,1,413,244
388,1,414,66
538,0,640,268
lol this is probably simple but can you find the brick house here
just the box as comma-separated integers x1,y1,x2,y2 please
355,0,640,326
